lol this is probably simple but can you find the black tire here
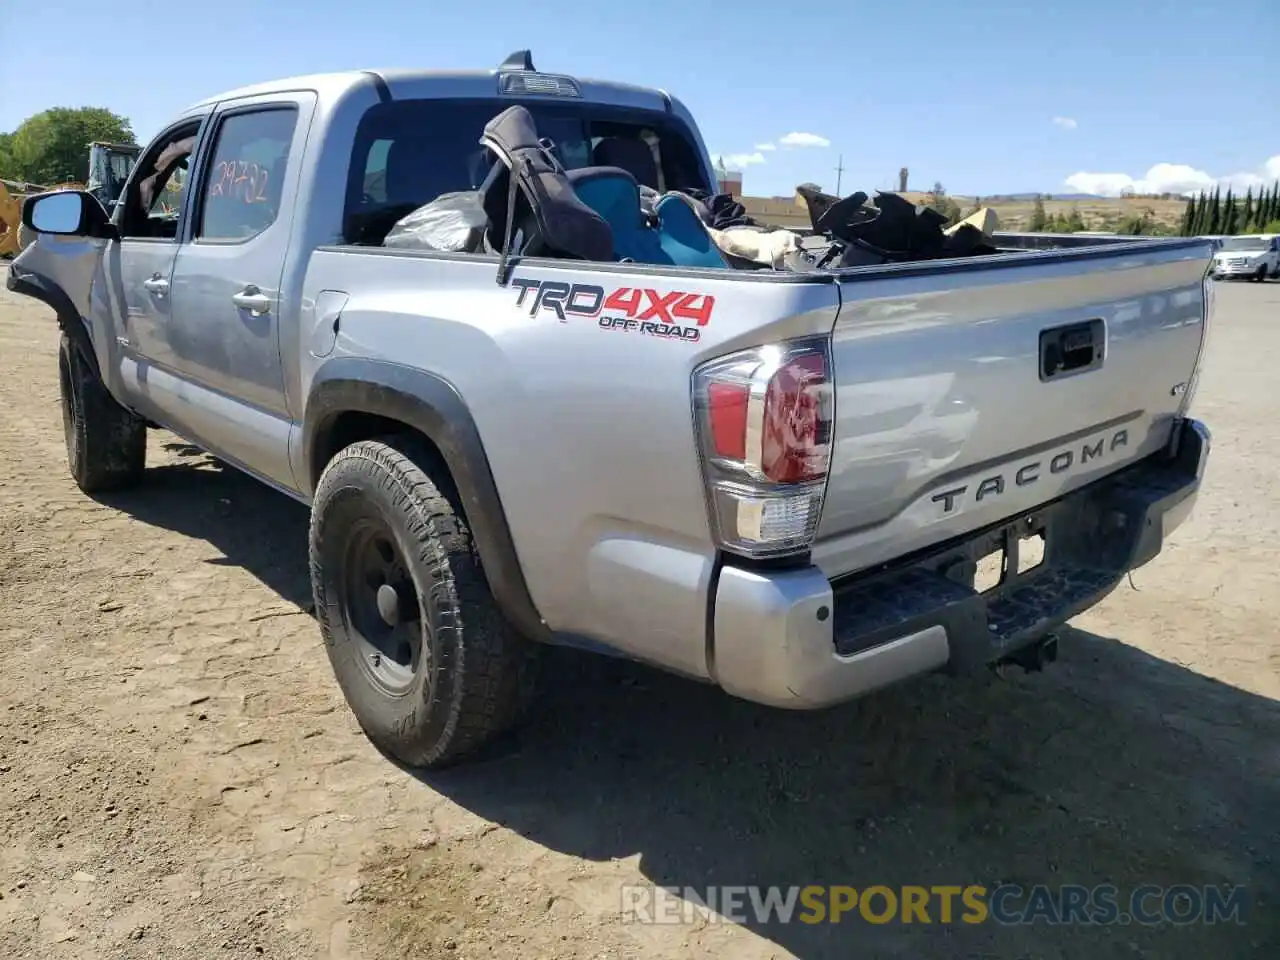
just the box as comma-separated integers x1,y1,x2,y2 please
1255,266,1268,283
309,437,539,769
58,332,146,492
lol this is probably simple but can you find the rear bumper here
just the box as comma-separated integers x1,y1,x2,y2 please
710,417,1210,709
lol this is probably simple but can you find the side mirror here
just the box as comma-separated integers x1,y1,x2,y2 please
21,190,116,240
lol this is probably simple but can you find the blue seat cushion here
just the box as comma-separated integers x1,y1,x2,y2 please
566,167,727,269
654,193,729,268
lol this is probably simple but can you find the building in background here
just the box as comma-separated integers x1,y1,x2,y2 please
714,157,743,197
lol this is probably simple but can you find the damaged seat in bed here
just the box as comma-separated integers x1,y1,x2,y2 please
567,167,728,268
478,105,727,274
478,105,613,275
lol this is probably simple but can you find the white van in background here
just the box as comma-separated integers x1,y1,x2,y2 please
1211,234,1280,281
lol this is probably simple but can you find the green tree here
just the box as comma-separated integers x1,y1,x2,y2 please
1242,187,1254,232
1118,209,1155,235
1029,194,1048,231
0,132,14,178
1222,188,1237,234
1,107,135,185
1180,195,1195,236
1208,187,1222,233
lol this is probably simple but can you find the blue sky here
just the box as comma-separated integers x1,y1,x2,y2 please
2,0,1276,198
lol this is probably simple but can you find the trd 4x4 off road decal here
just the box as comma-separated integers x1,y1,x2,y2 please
510,277,715,343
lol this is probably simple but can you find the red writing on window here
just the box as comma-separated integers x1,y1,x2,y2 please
208,160,271,204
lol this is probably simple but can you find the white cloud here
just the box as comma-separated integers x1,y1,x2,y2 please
716,152,768,170
779,132,831,148
1064,154,1280,197
1052,116,1078,130
755,142,777,151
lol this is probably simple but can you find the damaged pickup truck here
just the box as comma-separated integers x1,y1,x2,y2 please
8,51,1214,768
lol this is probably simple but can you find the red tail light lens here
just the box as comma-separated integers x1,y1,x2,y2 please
692,338,835,558
761,353,828,483
707,382,749,460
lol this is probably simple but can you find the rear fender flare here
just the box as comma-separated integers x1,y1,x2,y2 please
303,357,550,644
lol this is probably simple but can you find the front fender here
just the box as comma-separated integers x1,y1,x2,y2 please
5,259,102,379
304,356,550,644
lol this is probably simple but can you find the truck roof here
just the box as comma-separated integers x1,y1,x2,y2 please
183,55,673,117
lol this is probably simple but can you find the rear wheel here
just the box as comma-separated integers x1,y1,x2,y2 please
58,333,147,492
309,437,539,768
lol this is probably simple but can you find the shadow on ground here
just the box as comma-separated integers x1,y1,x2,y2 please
96,450,313,609
99,449,1280,960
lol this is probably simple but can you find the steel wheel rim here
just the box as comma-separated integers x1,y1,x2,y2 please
339,515,427,697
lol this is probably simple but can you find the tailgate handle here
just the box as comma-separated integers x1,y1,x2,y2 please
1040,319,1104,381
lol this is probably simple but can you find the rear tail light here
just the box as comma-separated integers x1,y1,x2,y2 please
692,337,835,558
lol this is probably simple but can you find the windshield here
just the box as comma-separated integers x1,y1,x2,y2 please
1220,237,1268,251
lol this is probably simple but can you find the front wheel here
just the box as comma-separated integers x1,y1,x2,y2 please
1254,266,1268,283
58,333,147,492
309,437,539,769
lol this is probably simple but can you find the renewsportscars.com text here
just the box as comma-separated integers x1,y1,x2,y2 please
621,883,1249,927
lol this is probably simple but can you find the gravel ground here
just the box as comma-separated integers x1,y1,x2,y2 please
0,279,1276,960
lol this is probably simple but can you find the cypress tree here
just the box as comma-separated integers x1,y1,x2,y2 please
1268,182,1280,225
1242,187,1254,232
1179,196,1194,235
1193,192,1208,234
1208,187,1222,233
1223,188,1237,234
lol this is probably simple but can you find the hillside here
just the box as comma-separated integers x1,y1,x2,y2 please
743,190,1189,234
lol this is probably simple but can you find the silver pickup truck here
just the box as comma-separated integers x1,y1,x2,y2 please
8,54,1214,768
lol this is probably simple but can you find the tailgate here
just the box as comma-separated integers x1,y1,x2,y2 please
813,238,1212,578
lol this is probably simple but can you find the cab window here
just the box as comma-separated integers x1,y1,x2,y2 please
118,126,199,240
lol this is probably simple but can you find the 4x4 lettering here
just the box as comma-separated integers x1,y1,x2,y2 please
637,289,682,323
671,293,715,327
603,287,644,316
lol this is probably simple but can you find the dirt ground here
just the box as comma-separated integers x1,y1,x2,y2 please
0,279,1276,960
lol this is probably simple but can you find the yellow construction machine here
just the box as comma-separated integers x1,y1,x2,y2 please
1,141,142,257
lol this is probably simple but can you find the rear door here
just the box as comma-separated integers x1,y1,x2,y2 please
162,93,315,489
815,240,1212,578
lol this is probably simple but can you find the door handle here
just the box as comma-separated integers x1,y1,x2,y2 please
142,275,168,295
232,285,271,317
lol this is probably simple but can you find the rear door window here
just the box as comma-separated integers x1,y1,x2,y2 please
196,107,298,242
